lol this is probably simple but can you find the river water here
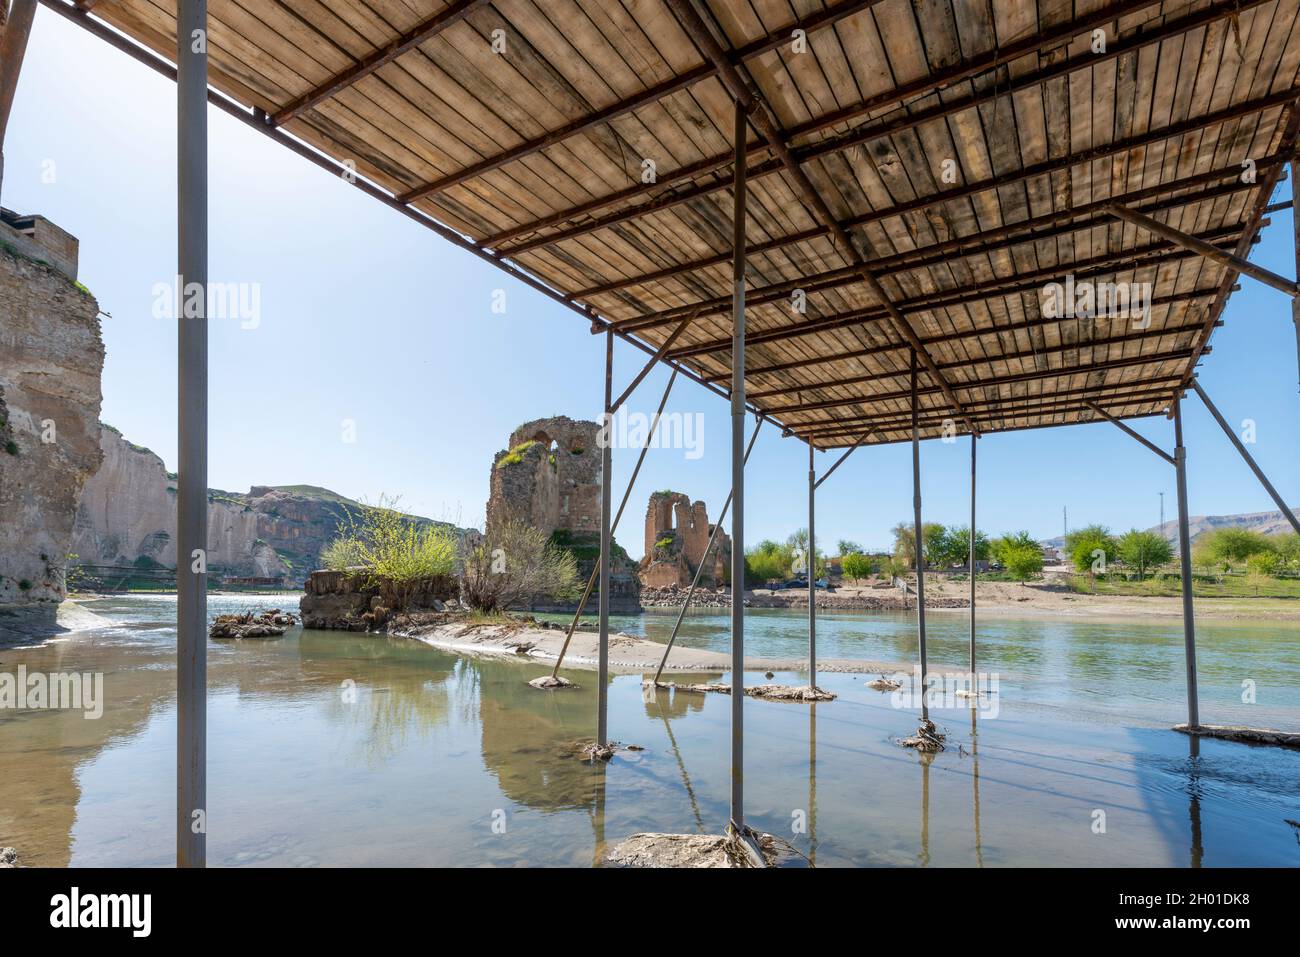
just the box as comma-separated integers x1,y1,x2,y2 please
1,593,1297,867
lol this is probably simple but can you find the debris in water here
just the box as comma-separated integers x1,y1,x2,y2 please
867,674,902,691
209,609,295,640
746,684,836,702
899,718,946,752
528,675,577,690
582,743,615,762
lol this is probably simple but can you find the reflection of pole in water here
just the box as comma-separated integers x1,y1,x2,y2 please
655,697,705,833
808,703,818,865
918,752,932,867
589,757,608,868
1186,735,1203,868
970,709,984,867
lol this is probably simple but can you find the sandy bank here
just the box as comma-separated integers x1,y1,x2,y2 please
387,613,942,677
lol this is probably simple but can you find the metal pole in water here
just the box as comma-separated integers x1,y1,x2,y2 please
176,0,208,869
597,329,613,746
969,432,976,681
807,441,816,688
910,349,928,718
1173,396,1199,729
729,97,747,831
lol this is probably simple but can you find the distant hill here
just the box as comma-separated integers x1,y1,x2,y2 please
1043,505,1300,550
73,426,471,586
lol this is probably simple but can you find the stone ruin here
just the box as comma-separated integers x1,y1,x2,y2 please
640,491,730,589
486,416,640,613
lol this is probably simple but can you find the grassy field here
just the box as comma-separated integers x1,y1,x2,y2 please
1066,572,1300,599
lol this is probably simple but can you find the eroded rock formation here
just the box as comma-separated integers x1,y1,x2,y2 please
0,216,104,602
639,490,730,589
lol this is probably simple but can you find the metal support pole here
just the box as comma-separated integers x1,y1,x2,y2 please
729,97,747,834
176,0,208,869
1173,396,1200,729
807,442,816,688
651,416,763,685
1190,379,1300,533
550,368,677,678
1292,159,1300,392
969,433,976,679
597,329,613,746
0,0,37,199
910,349,928,717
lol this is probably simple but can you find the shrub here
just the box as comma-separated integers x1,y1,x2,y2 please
323,496,458,609
745,539,792,585
1246,551,1280,576
1198,527,1275,570
841,552,875,580
945,526,990,566
321,536,366,570
460,520,578,613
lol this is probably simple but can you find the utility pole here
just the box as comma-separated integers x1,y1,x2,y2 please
1063,506,1068,543
1159,491,1165,536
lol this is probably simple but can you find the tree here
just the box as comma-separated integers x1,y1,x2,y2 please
992,530,1037,566
1001,545,1044,581
893,521,946,568
1274,533,1300,572
787,527,826,577
841,552,875,580
1115,529,1172,579
836,539,863,558
1199,527,1275,570
460,520,578,613
945,526,990,567
1065,524,1118,575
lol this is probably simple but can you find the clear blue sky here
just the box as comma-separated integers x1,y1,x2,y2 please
5,10,1298,558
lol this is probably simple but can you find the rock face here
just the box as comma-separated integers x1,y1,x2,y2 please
71,427,467,587
0,223,104,603
640,490,730,589
486,415,640,613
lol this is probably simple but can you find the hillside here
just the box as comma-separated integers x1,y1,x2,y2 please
71,425,467,586
1043,505,1300,550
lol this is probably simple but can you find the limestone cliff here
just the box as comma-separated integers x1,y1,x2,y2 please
0,233,104,603
72,426,465,587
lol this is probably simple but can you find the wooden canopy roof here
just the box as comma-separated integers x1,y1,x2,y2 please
62,0,1300,446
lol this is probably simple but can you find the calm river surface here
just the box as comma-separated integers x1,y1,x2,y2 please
1,594,1297,867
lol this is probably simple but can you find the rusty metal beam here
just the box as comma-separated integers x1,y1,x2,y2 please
483,0,1202,251
397,0,885,204
271,0,488,125
485,0,1271,256
0,0,37,190
580,155,1279,303
801,386,1179,439
618,171,1267,334
1181,104,1300,391
664,0,976,431
761,347,1199,416
787,372,1186,434
1107,203,1298,296
746,320,1212,401
697,281,1230,376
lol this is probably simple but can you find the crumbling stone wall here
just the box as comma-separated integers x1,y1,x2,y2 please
486,416,601,538
640,490,730,588
0,223,104,603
